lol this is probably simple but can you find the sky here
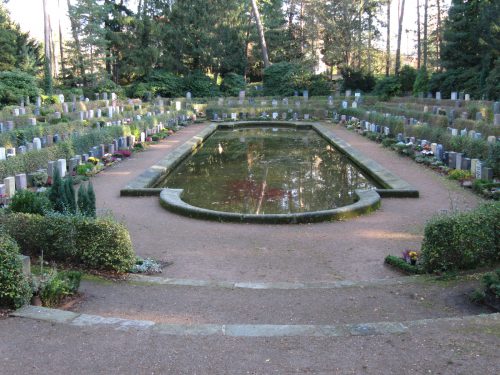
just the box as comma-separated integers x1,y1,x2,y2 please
5,0,451,57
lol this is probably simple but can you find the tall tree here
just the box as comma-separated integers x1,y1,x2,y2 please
423,0,428,67
42,0,53,93
250,0,270,68
394,0,405,74
385,0,391,76
417,0,421,68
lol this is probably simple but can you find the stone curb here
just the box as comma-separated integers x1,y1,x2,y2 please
126,274,425,290
11,306,499,338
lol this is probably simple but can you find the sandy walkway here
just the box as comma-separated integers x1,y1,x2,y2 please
91,122,481,282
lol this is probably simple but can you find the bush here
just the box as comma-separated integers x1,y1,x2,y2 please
447,169,472,181
384,255,424,274
263,62,309,97
38,270,81,307
9,190,53,215
220,73,246,96
0,231,32,308
373,76,402,100
421,203,500,272
340,67,376,93
308,74,332,96
398,65,417,93
0,70,40,106
413,67,429,96
0,212,136,273
182,71,219,97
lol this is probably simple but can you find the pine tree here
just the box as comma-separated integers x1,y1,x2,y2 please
49,168,65,213
77,183,88,214
87,182,96,218
65,177,77,214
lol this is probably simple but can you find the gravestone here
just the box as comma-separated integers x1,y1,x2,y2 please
460,128,467,137
471,159,478,174
17,146,27,155
26,142,33,152
474,132,482,139
431,143,437,155
462,158,471,171
450,128,458,136
186,92,192,101
272,112,278,120
282,113,287,120
481,167,493,181
465,94,470,101
231,113,237,121
62,103,68,113
0,147,5,161
342,101,348,109
53,134,59,143
448,152,457,169
352,101,357,109
328,96,333,106
82,154,89,163
487,136,497,143
6,121,14,131
79,111,85,121
57,159,67,177
3,177,15,197
304,114,310,120
436,144,444,160
15,173,28,190
54,112,61,119
6,148,15,158
293,113,298,121
13,108,19,116
384,127,390,136
272,99,278,108
238,91,245,102
451,92,457,100
435,92,441,100
0,184,5,197
423,106,428,113
140,132,146,143
475,112,483,121
47,161,55,178
475,161,482,179
494,114,500,126
175,101,182,111
28,118,36,126
493,102,500,114
345,90,351,97
303,90,309,101
282,98,288,106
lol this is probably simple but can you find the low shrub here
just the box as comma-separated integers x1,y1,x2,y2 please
421,202,500,272
0,231,32,308
381,137,397,148
36,270,82,307
0,212,136,273
384,255,424,274
220,73,246,97
9,190,53,215
447,169,472,181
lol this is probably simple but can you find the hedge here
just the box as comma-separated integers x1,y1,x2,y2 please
421,202,500,272
0,212,136,273
0,231,32,308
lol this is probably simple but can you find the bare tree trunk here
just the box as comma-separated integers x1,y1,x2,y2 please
423,0,428,68
395,0,405,74
368,10,372,73
436,0,442,71
43,0,51,76
49,16,59,78
250,0,270,68
58,0,65,78
417,0,421,69
385,0,391,76
67,0,86,81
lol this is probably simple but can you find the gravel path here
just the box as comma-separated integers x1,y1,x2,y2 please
91,122,481,282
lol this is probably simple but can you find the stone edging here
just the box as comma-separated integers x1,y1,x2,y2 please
11,305,499,338
120,121,418,223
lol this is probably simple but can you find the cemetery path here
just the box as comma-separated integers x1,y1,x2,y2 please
69,276,489,325
1,312,499,375
91,122,482,282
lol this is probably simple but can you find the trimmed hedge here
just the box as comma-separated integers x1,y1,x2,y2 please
0,212,136,273
0,231,32,308
421,202,500,272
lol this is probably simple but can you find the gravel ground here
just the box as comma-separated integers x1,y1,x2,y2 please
90,122,482,282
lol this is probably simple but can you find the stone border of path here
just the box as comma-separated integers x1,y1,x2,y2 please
120,122,418,223
11,305,499,338
127,274,425,289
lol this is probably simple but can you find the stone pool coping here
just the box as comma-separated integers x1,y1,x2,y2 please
120,121,418,223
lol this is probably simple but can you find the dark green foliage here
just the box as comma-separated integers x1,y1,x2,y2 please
0,212,136,273
86,182,96,218
131,70,183,99
77,184,88,214
308,74,332,96
381,137,397,148
49,167,65,213
482,269,500,298
484,58,500,100
384,255,424,274
421,203,500,272
65,177,77,214
220,73,246,97
182,71,219,97
373,76,401,100
9,190,52,215
413,67,429,96
340,67,376,93
398,65,417,93
0,70,40,106
263,62,309,96
0,231,32,308
39,270,81,307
